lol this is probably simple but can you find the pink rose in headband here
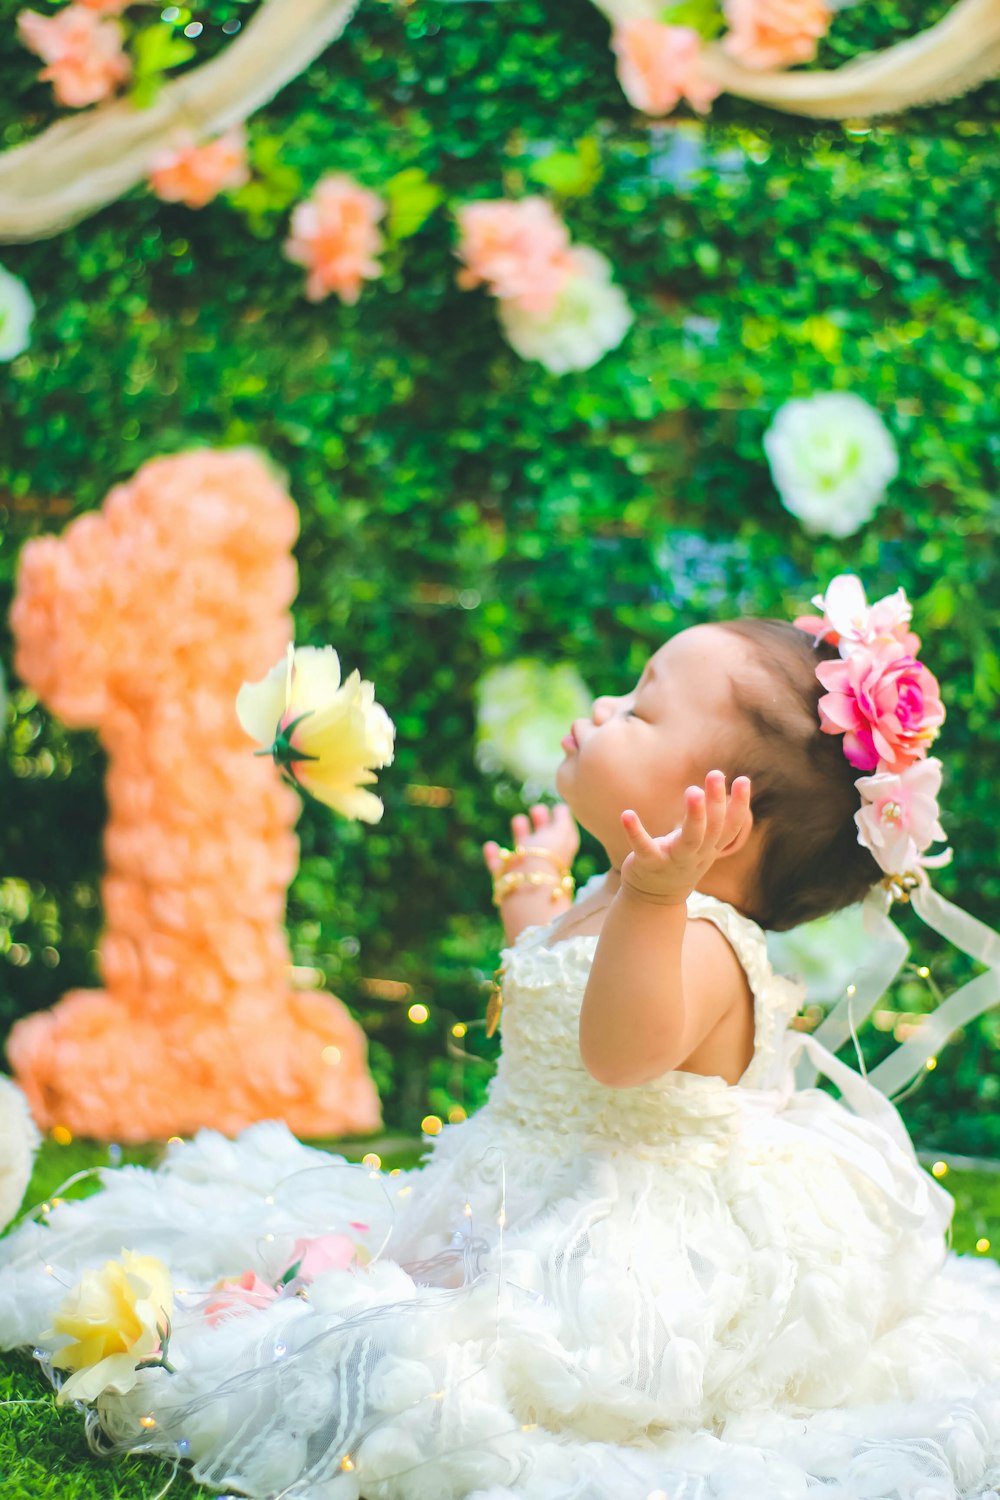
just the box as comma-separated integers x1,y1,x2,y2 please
815,639,945,773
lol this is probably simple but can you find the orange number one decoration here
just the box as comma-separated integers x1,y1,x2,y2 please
7,448,381,1142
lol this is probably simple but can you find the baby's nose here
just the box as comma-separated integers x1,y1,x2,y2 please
591,695,617,725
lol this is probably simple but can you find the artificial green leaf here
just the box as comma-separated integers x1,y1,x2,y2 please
525,138,603,199
385,168,446,241
129,23,197,110
660,0,726,40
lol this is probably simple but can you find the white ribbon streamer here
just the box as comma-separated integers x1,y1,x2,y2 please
793,892,909,1091
745,1031,954,1235
868,884,1000,1097
793,877,1000,1107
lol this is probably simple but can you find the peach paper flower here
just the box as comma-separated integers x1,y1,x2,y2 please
854,758,950,878
454,198,578,317
148,128,250,210
722,0,832,71
77,0,130,12
612,20,720,117
237,643,395,822
203,1269,280,1326
795,575,921,657
288,1233,366,1281
283,174,386,304
815,639,945,774
17,5,130,108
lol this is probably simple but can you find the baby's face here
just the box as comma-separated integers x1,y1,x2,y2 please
555,624,758,864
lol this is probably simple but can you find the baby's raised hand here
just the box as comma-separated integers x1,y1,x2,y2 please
483,801,580,877
619,771,752,906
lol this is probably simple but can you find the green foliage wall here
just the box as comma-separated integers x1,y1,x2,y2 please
1,0,999,1149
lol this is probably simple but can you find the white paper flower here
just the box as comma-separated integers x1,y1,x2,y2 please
475,659,592,796
0,1076,40,1232
0,264,34,361
497,246,633,375
854,757,950,877
763,392,899,538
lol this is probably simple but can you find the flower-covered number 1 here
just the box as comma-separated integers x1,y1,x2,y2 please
7,449,382,1142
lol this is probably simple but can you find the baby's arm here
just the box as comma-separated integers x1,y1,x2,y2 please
579,772,752,1088
483,803,579,945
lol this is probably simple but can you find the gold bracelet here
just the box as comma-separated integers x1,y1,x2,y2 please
495,844,570,877
493,870,556,904
492,869,575,907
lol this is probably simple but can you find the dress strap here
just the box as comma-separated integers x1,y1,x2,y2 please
685,891,771,993
685,891,804,1090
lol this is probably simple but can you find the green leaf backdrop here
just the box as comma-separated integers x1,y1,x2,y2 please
1,0,998,1150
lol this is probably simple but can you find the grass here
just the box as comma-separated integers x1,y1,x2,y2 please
1,1140,998,1500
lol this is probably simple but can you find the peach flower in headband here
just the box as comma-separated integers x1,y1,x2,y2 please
795,575,950,881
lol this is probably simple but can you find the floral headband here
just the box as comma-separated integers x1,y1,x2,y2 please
793,573,952,899
787,574,1000,1112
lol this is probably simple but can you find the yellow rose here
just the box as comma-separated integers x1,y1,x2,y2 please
236,644,395,822
43,1249,173,1407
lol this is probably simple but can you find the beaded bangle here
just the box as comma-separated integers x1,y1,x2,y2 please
494,844,570,876
492,869,575,908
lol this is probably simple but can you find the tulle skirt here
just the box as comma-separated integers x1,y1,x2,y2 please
2,1109,1000,1500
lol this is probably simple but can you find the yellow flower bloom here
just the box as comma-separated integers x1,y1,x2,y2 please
44,1249,173,1407
236,644,395,822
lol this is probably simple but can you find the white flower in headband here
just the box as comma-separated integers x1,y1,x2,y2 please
795,574,951,880
796,574,919,657
854,759,952,879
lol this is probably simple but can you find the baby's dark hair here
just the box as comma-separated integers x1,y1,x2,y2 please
718,618,881,931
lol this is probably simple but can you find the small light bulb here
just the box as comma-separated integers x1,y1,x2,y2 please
931,1161,948,1179
976,1238,991,1254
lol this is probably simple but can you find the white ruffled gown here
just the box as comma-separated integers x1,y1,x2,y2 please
3,879,1000,1500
